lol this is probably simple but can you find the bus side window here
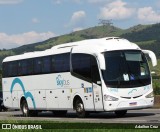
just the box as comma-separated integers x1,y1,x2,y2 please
54,54,63,73
34,58,42,74
27,59,33,75
18,61,22,76
72,53,92,81
8,61,17,77
51,56,55,73
42,56,51,74
52,53,70,73
91,57,101,85
18,60,28,76
2,62,8,78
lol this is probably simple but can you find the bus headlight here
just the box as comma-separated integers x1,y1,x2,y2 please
145,91,154,98
104,95,119,101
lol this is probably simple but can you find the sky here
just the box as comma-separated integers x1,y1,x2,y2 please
0,0,160,49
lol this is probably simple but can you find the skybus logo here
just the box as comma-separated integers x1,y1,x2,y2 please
56,75,70,87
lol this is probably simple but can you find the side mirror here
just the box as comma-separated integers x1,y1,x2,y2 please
142,50,157,67
97,53,106,70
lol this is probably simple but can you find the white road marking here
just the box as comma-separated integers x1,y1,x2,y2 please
115,120,146,122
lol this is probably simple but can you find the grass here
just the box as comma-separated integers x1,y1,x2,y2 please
0,120,160,131
1,129,159,132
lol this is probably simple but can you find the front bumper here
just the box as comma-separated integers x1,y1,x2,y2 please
103,97,154,111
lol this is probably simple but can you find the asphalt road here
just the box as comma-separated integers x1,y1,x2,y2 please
0,109,160,124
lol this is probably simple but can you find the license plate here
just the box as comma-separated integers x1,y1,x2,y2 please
129,102,137,106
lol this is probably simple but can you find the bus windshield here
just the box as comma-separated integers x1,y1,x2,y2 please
102,50,151,88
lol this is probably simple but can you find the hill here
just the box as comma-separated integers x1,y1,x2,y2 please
0,23,160,68
0,23,160,90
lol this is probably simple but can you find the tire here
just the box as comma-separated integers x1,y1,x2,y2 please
21,100,30,117
53,110,67,117
75,99,88,118
115,110,127,117
21,100,38,117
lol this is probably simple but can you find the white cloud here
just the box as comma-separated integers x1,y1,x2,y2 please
72,0,81,4
65,11,86,31
53,0,81,5
65,10,86,28
0,0,23,4
73,27,83,32
32,18,39,24
138,7,160,23
98,0,135,20
70,11,86,26
53,0,62,5
88,0,110,4
0,31,56,49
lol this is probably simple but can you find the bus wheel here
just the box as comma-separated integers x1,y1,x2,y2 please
53,110,67,117
75,99,87,118
21,100,30,117
115,110,127,117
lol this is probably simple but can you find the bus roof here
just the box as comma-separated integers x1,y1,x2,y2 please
3,37,140,62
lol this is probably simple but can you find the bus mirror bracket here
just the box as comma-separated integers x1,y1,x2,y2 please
97,54,106,70
142,50,157,67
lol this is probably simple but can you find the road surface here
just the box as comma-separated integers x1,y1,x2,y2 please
0,109,160,124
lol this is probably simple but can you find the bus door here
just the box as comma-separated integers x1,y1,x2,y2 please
91,57,104,111
71,52,103,111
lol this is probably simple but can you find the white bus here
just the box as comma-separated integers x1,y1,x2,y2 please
2,37,157,117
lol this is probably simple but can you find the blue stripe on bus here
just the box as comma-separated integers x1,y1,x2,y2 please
10,78,36,108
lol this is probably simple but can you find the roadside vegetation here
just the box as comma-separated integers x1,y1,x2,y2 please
0,120,160,131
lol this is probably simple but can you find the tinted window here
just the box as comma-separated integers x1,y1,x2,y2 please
2,63,8,77
18,60,27,76
91,57,100,84
42,56,51,73
52,53,70,73
2,53,70,77
102,50,151,88
8,61,17,77
27,59,34,75
34,58,42,74
72,54,91,80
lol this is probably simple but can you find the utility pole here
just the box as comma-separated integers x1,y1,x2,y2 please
98,19,113,36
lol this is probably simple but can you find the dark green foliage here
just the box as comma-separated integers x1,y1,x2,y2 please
139,40,160,59
120,23,160,42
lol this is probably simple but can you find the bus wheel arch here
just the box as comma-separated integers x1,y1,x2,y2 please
20,97,38,117
73,95,83,110
73,95,88,118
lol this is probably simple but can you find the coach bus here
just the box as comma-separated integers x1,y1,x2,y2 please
2,37,157,117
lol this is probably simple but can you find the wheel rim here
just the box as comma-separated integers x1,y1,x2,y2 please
23,103,28,114
76,103,83,113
